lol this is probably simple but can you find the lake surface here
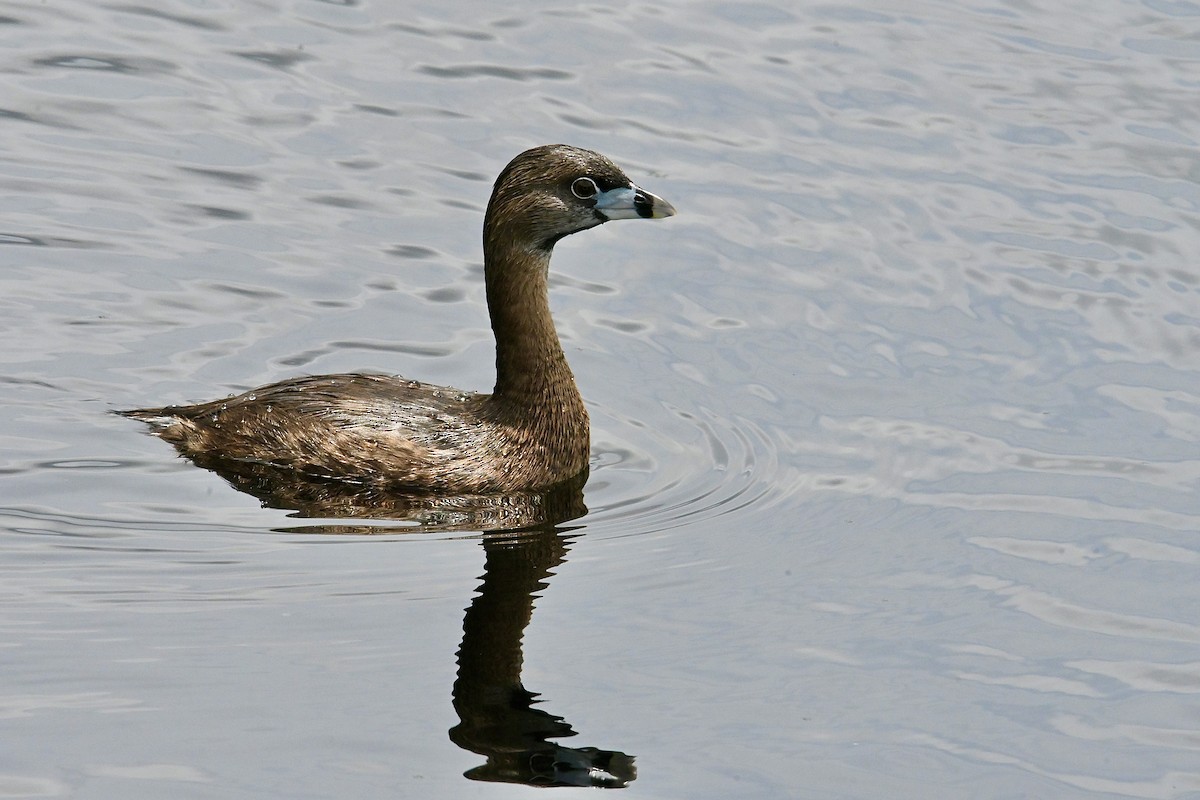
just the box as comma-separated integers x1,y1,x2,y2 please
3,0,1199,797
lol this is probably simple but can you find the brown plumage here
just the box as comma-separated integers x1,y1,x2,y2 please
120,145,675,493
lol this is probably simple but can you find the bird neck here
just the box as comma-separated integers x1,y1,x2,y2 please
483,238,582,411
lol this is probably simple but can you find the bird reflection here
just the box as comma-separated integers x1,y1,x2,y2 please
171,456,635,786
452,529,635,788
182,452,589,532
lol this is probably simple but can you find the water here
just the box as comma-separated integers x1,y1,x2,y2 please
3,0,1199,797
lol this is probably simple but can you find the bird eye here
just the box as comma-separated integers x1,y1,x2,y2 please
571,176,598,199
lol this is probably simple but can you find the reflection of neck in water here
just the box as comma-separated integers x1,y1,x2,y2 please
451,530,635,788
159,458,630,784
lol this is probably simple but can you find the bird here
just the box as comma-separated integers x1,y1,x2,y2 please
120,144,676,493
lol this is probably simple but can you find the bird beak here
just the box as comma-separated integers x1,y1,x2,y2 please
594,184,677,221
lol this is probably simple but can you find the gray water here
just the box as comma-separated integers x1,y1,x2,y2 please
3,0,1199,797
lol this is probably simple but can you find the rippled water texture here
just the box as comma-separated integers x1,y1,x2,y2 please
3,1,1199,797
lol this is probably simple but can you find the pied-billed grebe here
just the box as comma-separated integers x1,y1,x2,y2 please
121,144,675,492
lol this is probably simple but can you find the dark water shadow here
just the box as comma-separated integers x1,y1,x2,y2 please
167,455,635,787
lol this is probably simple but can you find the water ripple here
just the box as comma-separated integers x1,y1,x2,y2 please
586,403,783,535
416,64,573,81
